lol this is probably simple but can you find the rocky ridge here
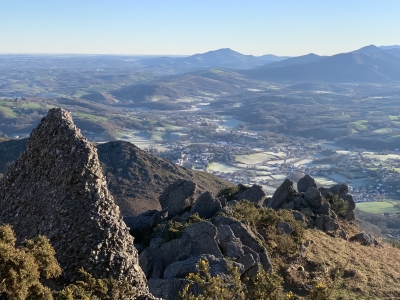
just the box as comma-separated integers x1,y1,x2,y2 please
0,108,151,297
126,174,376,299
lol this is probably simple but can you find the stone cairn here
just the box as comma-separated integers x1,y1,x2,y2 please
0,108,153,298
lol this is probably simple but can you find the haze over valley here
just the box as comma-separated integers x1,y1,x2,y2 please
1,44,400,241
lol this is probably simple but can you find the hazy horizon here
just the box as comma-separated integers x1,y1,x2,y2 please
2,0,400,57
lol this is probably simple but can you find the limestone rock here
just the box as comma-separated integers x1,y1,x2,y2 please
349,232,378,246
236,184,266,206
297,174,317,193
163,254,231,279
148,278,195,300
159,180,196,217
213,216,272,272
267,178,296,209
305,187,324,209
182,221,223,258
315,215,339,232
0,108,149,295
190,192,222,218
277,222,294,234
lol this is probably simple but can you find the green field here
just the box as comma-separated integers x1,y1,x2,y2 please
21,102,42,109
0,106,17,118
373,127,392,134
356,201,400,214
74,112,108,122
351,120,368,131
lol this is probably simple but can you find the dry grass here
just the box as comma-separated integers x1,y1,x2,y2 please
302,228,400,299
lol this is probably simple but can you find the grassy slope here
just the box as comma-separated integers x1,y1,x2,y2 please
304,228,400,299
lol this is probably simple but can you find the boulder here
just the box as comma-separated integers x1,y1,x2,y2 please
213,216,272,272
330,183,349,195
297,174,317,193
182,221,223,258
290,210,307,223
315,215,339,232
148,278,196,300
304,187,323,209
190,192,222,218
236,184,266,206
349,232,378,246
163,254,233,279
317,202,331,216
267,178,296,209
277,222,294,234
151,208,169,227
216,224,259,275
159,180,196,217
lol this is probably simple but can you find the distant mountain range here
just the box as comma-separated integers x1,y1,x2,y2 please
241,45,400,83
137,48,289,70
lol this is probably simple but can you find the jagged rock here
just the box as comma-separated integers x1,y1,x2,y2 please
315,215,339,232
148,278,197,300
151,208,169,227
190,192,222,218
330,183,349,195
267,178,296,209
349,232,378,246
339,229,348,240
213,216,272,272
282,201,295,210
216,224,259,275
0,108,149,295
159,180,196,217
182,221,223,258
236,184,266,206
291,210,307,223
317,202,331,216
297,174,317,193
305,187,323,209
163,254,234,279
300,207,314,217
277,222,294,234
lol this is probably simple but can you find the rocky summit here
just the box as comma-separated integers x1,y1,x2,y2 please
0,108,150,296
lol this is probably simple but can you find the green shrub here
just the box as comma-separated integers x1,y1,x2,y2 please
162,213,203,243
53,268,137,300
326,193,349,216
228,200,305,255
0,224,61,300
179,258,286,300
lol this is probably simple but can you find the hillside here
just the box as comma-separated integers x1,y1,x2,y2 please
96,140,232,216
0,138,232,216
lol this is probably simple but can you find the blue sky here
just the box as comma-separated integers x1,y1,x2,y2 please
1,0,399,56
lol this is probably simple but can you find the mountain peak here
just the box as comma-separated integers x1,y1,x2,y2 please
0,108,149,294
354,44,383,55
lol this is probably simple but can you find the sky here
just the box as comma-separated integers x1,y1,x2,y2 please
1,0,399,56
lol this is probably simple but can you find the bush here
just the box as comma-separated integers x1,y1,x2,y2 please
228,200,305,255
161,213,203,243
0,224,61,299
326,193,349,217
53,268,137,300
179,258,286,300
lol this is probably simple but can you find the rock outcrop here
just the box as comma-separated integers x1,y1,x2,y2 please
128,181,273,299
0,108,151,296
